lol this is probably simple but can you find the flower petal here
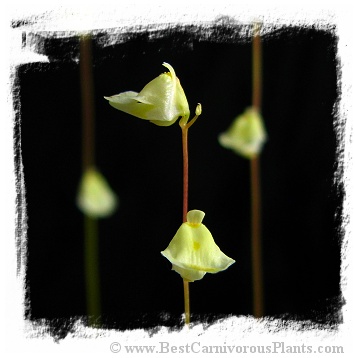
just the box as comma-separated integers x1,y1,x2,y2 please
171,265,206,282
104,91,155,120
105,63,190,126
161,222,235,272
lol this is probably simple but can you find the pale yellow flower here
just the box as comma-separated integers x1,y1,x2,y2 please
76,167,118,218
161,210,235,282
219,107,267,159
104,63,190,126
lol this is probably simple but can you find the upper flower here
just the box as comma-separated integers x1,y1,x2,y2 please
104,63,190,126
218,107,267,159
76,167,118,218
161,210,235,282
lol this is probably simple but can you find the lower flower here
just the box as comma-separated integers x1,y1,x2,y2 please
161,210,235,282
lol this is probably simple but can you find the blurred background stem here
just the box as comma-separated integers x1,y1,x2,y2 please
250,23,264,318
80,34,101,326
84,215,100,326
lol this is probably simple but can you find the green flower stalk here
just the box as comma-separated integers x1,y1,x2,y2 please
161,210,235,282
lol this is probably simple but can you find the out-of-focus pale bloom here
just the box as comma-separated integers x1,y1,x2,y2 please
161,210,235,282
77,167,118,218
218,107,267,159
104,63,190,126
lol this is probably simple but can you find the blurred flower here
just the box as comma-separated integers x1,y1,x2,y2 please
161,210,235,282
77,167,118,218
104,62,190,126
218,107,267,159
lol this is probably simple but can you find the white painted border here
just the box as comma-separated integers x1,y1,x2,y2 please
2,1,354,357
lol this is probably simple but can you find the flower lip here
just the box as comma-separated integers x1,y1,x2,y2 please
186,209,205,227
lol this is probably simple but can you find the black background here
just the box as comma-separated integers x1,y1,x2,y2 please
16,22,342,337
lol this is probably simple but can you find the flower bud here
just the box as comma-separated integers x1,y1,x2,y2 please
195,103,202,116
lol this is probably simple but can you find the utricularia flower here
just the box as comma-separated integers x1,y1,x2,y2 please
76,167,118,218
218,107,267,159
161,210,235,282
104,62,190,126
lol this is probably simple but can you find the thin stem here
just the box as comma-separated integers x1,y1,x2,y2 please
80,35,101,325
181,125,189,223
180,123,190,325
183,279,190,325
84,216,100,327
250,157,264,317
80,35,95,169
179,109,200,326
185,113,199,130
250,22,264,317
180,111,201,326
252,23,262,112
180,111,200,223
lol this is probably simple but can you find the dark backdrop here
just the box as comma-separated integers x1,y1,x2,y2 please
15,22,342,338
